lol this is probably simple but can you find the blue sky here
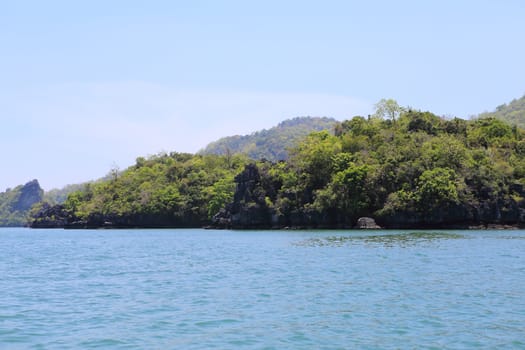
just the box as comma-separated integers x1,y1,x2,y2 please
1,0,524,190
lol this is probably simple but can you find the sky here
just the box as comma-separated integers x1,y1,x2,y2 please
1,0,524,190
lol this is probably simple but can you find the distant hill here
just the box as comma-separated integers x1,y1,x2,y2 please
44,183,89,204
479,94,525,128
0,180,43,226
199,116,338,161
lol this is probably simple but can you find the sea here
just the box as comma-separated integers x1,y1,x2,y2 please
1,228,524,349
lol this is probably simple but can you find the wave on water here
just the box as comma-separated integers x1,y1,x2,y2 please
294,231,466,248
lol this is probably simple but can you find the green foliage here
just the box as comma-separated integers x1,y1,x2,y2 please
53,152,248,226
416,168,459,211
289,131,342,198
373,98,405,122
313,163,372,219
205,175,236,218
420,135,473,172
468,117,515,148
405,110,443,135
335,116,380,138
248,108,525,227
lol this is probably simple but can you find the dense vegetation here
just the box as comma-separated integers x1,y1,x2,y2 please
30,105,525,229
479,94,525,129
214,110,525,228
199,116,337,161
0,180,43,226
31,153,249,228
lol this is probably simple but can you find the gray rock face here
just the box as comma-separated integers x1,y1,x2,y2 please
354,217,381,229
14,179,43,212
0,179,44,227
213,163,272,229
30,203,69,228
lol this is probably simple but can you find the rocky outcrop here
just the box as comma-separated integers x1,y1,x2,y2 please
213,163,273,228
28,164,525,230
14,180,44,212
213,164,379,229
0,179,44,227
31,207,206,229
354,217,381,229
212,164,525,230
29,203,70,228
376,197,525,229
68,212,204,229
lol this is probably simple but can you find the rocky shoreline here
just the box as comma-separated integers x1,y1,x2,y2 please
30,208,524,230
29,161,525,231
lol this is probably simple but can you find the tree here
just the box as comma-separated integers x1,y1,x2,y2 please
289,131,342,193
316,164,371,217
467,117,517,150
206,175,235,218
416,167,459,211
405,110,443,135
373,98,405,123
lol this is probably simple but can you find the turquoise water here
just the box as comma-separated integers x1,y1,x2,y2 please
1,228,525,349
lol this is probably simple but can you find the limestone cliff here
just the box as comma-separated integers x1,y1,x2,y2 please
0,179,44,226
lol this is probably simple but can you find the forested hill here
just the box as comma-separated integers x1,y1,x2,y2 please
0,180,43,227
44,183,90,205
199,116,337,161
30,109,525,229
479,94,525,128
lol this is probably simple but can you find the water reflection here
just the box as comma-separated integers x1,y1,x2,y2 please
295,231,466,248
498,235,525,240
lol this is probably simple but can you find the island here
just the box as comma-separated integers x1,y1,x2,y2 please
27,104,525,230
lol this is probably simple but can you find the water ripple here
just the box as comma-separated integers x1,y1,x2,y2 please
1,228,524,349
294,231,466,247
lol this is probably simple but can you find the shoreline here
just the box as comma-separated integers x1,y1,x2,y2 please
24,222,525,230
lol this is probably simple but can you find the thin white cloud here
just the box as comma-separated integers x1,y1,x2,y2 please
0,81,372,189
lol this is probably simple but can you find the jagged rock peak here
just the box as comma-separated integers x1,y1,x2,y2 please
14,179,44,212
